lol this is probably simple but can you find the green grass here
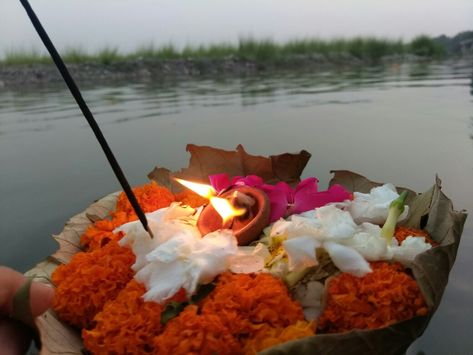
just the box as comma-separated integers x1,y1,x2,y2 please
3,48,52,65
409,35,446,58
0,36,446,66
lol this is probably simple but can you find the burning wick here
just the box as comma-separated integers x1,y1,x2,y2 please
175,178,247,223
175,178,270,245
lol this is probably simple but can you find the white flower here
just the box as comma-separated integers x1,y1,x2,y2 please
117,203,198,271
268,203,433,279
283,236,321,270
346,184,409,224
322,241,371,277
274,205,372,277
117,204,240,303
341,223,391,261
391,236,432,265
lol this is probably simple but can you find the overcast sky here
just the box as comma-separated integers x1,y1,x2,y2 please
1,0,472,56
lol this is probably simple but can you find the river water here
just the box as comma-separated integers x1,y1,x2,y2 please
0,60,472,354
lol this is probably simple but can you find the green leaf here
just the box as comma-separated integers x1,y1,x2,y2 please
190,283,216,303
160,301,187,325
160,283,216,325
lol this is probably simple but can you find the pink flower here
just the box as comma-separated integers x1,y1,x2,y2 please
209,174,352,222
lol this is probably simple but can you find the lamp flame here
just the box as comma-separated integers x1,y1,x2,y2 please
175,178,246,223
210,197,246,223
175,178,216,199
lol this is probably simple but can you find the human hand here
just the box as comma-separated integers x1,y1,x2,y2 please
0,266,54,355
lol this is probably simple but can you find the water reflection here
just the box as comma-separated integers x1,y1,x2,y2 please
470,70,473,96
1,60,471,135
408,62,432,78
1,59,472,355
470,70,473,141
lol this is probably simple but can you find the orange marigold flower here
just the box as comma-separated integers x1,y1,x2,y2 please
116,181,175,216
80,182,175,251
200,273,305,338
52,241,135,328
318,261,429,333
80,211,130,250
174,190,208,208
243,321,316,355
83,280,164,355
395,226,437,246
154,305,240,355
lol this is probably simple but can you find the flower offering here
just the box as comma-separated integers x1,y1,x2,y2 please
28,145,466,355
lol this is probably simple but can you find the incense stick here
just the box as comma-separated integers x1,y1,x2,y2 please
19,0,153,238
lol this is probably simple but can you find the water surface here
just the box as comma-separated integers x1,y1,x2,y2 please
0,60,472,354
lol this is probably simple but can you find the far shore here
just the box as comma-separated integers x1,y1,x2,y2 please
1,36,469,87
2,55,470,88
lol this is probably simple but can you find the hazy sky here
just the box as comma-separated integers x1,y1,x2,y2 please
1,0,472,56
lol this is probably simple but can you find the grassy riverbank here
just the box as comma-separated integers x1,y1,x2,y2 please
1,36,446,66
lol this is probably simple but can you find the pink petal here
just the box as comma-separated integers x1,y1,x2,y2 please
291,184,352,215
209,173,231,193
294,177,319,195
260,184,290,222
273,181,294,203
232,175,264,187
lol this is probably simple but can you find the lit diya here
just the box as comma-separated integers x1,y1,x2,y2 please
175,178,270,245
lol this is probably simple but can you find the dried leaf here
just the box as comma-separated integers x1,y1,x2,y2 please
148,144,311,192
260,316,428,355
269,149,311,184
35,310,84,355
329,170,417,202
147,167,173,190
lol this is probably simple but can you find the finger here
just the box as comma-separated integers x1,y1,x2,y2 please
0,317,32,355
0,267,24,316
0,267,54,319
28,280,54,318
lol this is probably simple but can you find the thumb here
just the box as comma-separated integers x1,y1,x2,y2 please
29,279,55,319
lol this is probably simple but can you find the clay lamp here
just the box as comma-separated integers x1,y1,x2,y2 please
175,179,270,246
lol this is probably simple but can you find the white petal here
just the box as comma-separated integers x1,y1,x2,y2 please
228,254,265,273
228,243,270,273
270,219,293,236
137,261,187,303
342,223,389,261
390,236,432,265
293,281,324,320
348,184,409,224
303,307,322,321
163,203,196,220
155,220,201,244
115,208,166,236
316,206,357,240
283,236,321,271
118,223,160,271
184,257,208,294
324,241,371,277
190,230,239,283
267,257,289,278
252,242,272,261
145,233,195,263
289,215,324,237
